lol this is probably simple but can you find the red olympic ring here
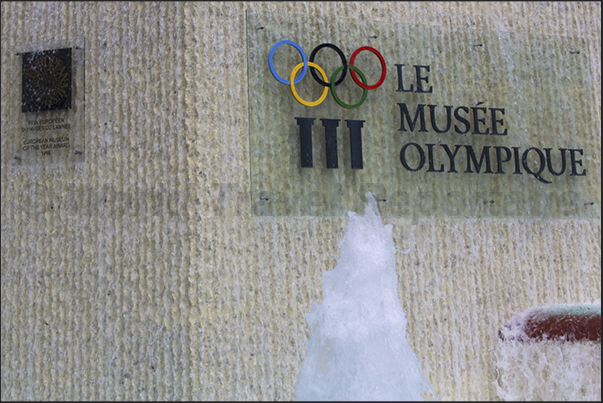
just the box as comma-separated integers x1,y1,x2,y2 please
349,46,387,90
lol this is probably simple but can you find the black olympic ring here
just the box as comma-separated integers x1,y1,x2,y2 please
309,43,348,87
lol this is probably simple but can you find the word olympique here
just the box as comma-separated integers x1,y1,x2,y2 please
268,40,587,184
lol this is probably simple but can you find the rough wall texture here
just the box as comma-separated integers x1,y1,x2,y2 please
1,2,600,400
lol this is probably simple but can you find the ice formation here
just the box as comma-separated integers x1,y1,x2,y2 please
495,302,601,401
295,193,434,401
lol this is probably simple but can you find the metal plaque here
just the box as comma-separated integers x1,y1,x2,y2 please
12,38,85,166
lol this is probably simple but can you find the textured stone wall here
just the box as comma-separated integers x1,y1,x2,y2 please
1,2,600,400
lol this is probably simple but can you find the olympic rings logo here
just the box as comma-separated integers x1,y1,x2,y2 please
268,40,387,109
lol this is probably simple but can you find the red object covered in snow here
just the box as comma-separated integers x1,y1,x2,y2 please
499,304,601,342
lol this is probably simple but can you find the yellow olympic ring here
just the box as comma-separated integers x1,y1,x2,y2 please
289,62,329,107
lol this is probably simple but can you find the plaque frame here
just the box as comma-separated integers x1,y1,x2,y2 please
11,37,85,167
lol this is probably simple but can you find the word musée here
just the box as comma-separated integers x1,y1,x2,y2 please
397,103,508,135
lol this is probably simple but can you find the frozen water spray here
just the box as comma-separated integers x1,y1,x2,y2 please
295,193,435,401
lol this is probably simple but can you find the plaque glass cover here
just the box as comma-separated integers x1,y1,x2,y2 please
12,38,85,166
246,12,600,219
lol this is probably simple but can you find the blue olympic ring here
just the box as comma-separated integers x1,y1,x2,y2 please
268,40,308,85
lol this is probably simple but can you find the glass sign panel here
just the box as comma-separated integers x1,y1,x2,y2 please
246,11,599,219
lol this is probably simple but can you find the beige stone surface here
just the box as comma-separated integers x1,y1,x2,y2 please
1,2,600,400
